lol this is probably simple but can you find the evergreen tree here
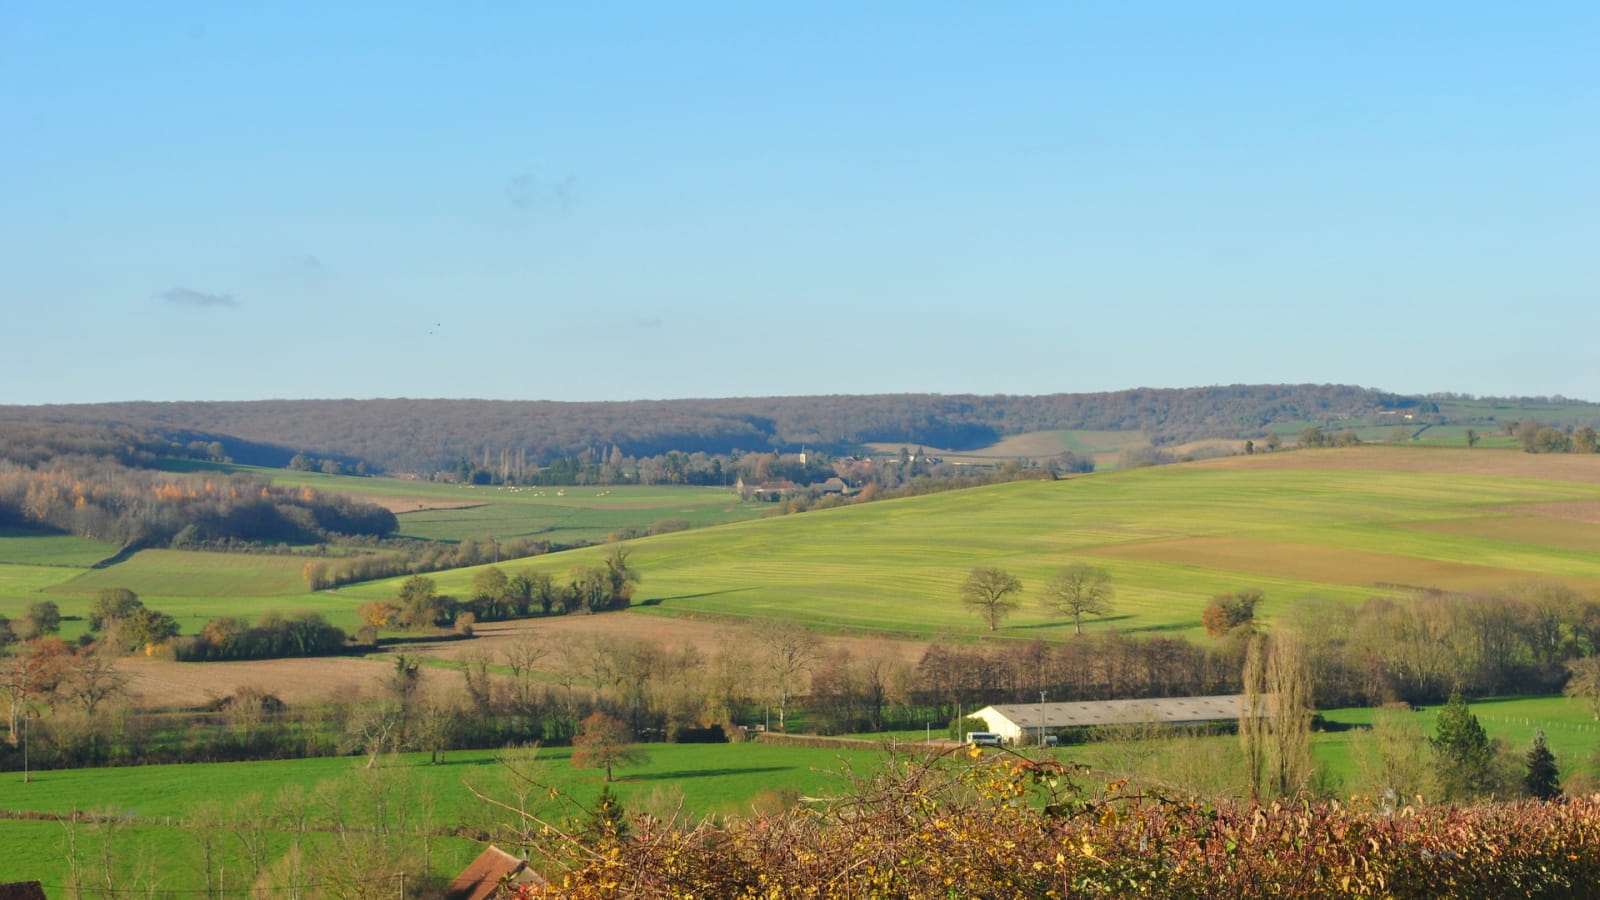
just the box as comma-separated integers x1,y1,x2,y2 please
585,784,631,845
1524,729,1561,801
1429,694,1500,801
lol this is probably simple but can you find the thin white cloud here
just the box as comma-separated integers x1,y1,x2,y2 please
158,287,238,308
506,172,578,211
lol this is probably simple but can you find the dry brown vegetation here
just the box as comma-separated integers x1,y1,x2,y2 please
111,613,931,710
1197,445,1600,482
115,655,411,708
1400,514,1600,552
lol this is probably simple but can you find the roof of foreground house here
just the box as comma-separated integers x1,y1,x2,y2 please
0,883,47,900
445,846,546,900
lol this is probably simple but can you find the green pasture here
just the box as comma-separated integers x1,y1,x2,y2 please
0,549,360,630
0,529,118,567
266,469,764,546
1315,694,1600,785
392,486,756,545
335,451,1600,640
1046,694,1600,802
1434,397,1600,427
0,741,879,889
0,564,88,601
11,446,1600,642
46,550,315,599
159,463,766,545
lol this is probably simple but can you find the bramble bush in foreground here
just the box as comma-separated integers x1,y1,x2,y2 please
514,747,1600,899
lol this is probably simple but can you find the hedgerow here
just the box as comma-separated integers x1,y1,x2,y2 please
515,748,1600,899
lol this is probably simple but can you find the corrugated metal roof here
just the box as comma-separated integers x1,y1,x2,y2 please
976,694,1264,729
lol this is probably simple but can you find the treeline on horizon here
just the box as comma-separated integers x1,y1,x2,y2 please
0,423,397,548
0,384,1421,472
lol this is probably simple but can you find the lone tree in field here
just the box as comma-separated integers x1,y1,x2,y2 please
1040,563,1114,635
572,711,649,782
960,567,1024,632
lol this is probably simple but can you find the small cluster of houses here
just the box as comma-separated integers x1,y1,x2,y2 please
734,475,850,501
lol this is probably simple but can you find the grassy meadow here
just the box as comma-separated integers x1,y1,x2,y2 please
269,468,764,545
1317,694,1600,785
0,479,767,630
7,446,1600,645
0,529,119,567
337,447,1600,642
0,741,882,890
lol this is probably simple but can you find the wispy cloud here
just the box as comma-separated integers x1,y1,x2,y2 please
506,172,578,211
158,287,238,308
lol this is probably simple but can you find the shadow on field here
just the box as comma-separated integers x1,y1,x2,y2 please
641,588,754,606
631,766,791,782
1122,622,1195,634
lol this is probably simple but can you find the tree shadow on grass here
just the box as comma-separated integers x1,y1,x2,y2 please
1010,615,1138,634
639,588,754,606
1121,622,1197,634
629,766,792,782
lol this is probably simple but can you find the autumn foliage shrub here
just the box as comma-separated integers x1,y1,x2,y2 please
515,747,1600,899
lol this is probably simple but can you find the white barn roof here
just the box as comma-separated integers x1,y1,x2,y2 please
974,694,1258,737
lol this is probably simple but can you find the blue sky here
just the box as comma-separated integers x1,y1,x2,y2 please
3,2,1595,404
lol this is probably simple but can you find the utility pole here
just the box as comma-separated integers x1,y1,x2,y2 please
1038,691,1047,747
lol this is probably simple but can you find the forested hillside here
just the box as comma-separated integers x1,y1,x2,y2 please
0,423,397,547
0,384,1408,472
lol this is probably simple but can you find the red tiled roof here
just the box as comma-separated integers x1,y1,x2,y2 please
444,846,544,900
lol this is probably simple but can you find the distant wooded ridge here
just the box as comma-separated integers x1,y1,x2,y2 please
0,385,1582,473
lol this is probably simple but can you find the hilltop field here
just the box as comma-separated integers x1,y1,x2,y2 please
3,445,1600,705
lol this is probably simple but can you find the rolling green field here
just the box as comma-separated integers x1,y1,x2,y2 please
0,480,767,629
0,529,119,567
390,485,757,545
268,469,764,546
10,446,1600,642
332,447,1600,641
0,741,881,889
0,549,361,631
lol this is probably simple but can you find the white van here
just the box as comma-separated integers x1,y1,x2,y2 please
967,732,1004,747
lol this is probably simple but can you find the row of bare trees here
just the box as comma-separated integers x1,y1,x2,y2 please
1283,583,1600,706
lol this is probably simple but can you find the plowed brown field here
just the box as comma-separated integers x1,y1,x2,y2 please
1193,446,1600,483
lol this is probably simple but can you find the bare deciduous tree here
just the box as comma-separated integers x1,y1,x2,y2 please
1039,563,1115,635
752,621,823,732
959,567,1023,632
